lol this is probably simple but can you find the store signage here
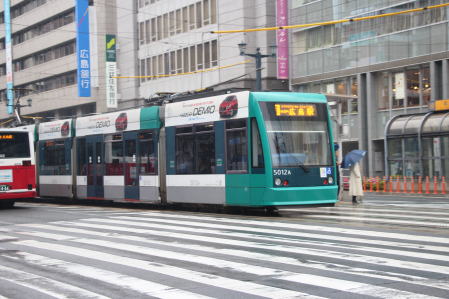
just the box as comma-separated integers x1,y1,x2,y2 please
76,109,140,136
106,34,118,108
39,119,72,140
75,0,91,97
276,0,289,79
4,0,13,114
165,91,249,127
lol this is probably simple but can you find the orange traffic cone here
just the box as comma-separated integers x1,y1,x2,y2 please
442,177,446,195
418,176,422,194
434,176,438,195
425,176,430,194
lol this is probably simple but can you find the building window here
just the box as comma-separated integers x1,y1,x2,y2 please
211,40,218,66
175,9,182,34
139,22,145,45
176,49,182,73
196,2,202,28
406,68,420,107
140,59,146,82
163,14,169,39
170,51,176,74
189,4,195,30
142,40,218,81
169,11,175,36
182,7,188,32
392,72,405,109
145,20,150,44
197,44,203,70
422,66,431,105
204,42,210,69
203,0,210,25
377,72,389,110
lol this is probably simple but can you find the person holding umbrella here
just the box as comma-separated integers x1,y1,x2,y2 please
342,150,366,204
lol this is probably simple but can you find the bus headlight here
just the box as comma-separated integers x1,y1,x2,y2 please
328,177,333,184
275,178,282,186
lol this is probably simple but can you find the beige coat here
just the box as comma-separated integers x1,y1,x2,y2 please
349,162,364,197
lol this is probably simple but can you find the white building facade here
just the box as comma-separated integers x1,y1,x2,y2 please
0,0,285,123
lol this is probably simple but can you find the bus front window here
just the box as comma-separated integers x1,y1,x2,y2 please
0,132,30,159
259,102,332,167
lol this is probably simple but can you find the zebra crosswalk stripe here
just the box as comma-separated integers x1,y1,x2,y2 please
0,264,108,299
133,212,449,243
14,229,440,299
14,239,320,299
56,218,449,275
5,205,449,298
11,251,215,299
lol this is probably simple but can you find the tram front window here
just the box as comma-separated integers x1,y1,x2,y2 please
259,102,332,167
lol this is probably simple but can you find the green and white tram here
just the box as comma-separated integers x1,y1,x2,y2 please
162,91,337,207
35,91,337,207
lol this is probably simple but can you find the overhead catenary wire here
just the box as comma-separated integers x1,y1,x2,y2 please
211,2,449,34
114,59,251,79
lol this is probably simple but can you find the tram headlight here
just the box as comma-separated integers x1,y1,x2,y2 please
275,178,282,186
328,177,333,184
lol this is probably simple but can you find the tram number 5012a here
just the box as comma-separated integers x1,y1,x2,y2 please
273,169,291,176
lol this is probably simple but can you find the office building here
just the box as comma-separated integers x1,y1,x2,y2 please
289,0,449,178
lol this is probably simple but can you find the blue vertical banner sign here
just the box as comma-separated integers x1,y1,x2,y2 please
75,0,91,97
4,0,14,114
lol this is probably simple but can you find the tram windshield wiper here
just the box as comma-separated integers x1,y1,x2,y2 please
298,163,310,173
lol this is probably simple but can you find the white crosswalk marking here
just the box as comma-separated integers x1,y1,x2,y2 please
14,252,215,299
1,202,449,298
14,239,318,299
0,264,108,299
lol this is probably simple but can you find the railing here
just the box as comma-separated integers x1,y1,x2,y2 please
361,176,447,195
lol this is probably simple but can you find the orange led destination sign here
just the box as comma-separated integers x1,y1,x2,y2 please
0,134,14,140
274,104,316,117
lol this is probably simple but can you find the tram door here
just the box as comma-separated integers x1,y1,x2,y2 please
124,132,139,200
86,135,104,198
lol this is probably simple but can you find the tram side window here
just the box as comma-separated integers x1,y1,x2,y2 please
226,119,247,172
139,132,156,175
175,124,215,174
176,126,194,174
40,140,70,175
251,118,265,169
105,134,123,175
196,124,215,174
77,138,87,175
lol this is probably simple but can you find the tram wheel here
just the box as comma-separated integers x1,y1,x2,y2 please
264,207,278,216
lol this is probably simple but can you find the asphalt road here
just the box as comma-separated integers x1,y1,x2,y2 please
0,194,448,298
